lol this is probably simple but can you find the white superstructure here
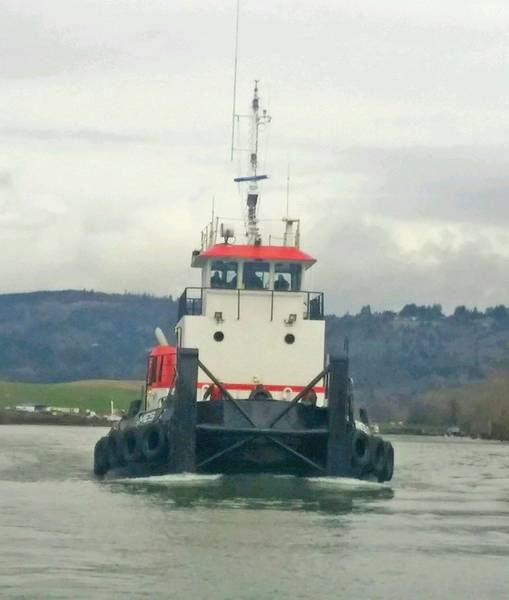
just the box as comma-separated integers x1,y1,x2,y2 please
174,83,326,404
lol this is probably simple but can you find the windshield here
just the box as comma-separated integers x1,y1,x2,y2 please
274,262,302,291
210,260,238,289
243,262,270,290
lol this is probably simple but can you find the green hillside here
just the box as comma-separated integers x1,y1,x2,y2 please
0,379,143,413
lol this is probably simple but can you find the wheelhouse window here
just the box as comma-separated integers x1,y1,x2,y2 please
243,261,270,289
210,260,238,289
274,262,302,291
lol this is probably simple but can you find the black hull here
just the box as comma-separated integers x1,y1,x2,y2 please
95,398,393,482
94,351,394,482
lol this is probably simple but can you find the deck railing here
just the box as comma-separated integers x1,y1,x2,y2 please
177,287,324,321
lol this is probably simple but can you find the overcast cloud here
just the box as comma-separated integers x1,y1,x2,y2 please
1,0,509,314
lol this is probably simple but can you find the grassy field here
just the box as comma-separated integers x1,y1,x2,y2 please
0,380,144,414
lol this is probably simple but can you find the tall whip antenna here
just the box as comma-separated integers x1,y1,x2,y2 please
286,164,290,217
230,0,240,161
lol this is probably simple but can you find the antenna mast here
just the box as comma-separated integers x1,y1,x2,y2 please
234,82,271,245
286,164,290,217
230,0,240,161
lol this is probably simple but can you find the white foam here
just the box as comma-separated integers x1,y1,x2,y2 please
307,476,385,490
110,473,222,485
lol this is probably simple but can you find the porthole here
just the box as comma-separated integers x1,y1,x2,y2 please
213,331,224,342
284,333,295,344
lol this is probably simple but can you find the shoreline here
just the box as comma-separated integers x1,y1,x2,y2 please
2,413,506,441
0,410,114,427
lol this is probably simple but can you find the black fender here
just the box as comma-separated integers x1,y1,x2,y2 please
141,422,168,461
120,427,143,463
351,429,371,468
248,389,273,401
369,436,386,481
93,436,109,476
381,441,394,482
106,430,125,468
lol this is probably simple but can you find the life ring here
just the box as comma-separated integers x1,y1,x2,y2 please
120,428,142,463
381,441,394,482
369,436,386,480
141,423,168,461
106,430,125,468
93,436,109,476
351,430,371,468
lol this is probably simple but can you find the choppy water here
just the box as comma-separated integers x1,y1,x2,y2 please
0,426,508,599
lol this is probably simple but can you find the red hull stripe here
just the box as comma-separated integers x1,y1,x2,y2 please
198,382,325,393
151,383,326,393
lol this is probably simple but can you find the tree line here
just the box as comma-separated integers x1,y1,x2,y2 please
1,292,508,438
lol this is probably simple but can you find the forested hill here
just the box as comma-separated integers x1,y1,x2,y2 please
1,291,509,418
327,304,509,419
0,291,177,382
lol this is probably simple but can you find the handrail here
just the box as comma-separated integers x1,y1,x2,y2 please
178,286,324,321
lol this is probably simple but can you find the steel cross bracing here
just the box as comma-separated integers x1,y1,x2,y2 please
194,359,331,473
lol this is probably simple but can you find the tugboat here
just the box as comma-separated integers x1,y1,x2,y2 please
94,83,394,482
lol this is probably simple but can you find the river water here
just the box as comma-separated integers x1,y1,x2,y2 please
0,426,508,599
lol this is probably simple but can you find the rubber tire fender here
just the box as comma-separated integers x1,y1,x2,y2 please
106,430,125,468
351,429,371,468
248,389,273,401
94,436,109,476
141,422,168,461
120,427,143,463
381,441,394,482
370,436,386,480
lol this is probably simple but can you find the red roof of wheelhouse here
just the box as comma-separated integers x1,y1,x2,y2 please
194,244,316,267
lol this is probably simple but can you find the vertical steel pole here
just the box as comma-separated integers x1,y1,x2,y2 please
326,356,351,476
230,0,240,161
169,348,198,473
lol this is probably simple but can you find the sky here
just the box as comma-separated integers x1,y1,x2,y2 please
1,0,509,314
